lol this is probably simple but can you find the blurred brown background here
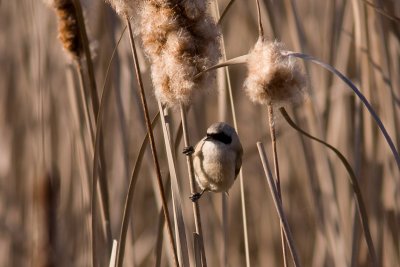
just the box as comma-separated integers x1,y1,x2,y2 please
0,0,399,266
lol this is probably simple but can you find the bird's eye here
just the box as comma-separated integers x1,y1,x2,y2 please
206,132,232,144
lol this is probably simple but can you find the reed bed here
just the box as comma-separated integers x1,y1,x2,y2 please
1,0,399,266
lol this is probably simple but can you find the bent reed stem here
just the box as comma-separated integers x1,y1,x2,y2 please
126,18,178,267
257,142,302,267
284,51,400,171
279,107,378,266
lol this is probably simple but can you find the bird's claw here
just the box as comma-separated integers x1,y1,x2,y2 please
189,192,202,202
183,146,194,155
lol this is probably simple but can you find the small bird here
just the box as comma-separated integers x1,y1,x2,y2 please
189,122,243,201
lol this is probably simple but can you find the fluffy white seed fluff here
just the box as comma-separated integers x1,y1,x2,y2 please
244,39,306,106
140,0,220,107
106,0,139,18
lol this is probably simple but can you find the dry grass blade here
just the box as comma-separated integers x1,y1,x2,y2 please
90,25,126,266
157,100,189,267
70,1,113,262
257,142,302,267
109,240,118,267
284,51,400,171
125,18,178,266
361,0,400,22
194,55,248,79
116,112,160,267
279,107,378,266
213,1,250,265
72,0,99,114
155,206,165,267
217,0,237,26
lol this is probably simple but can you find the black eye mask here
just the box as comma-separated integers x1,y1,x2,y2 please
205,132,232,144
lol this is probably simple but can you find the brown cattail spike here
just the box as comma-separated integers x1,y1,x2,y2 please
48,0,83,59
244,39,306,106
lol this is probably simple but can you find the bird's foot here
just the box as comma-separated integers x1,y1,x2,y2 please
183,146,194,155
189,193,202,202
189,189,206,202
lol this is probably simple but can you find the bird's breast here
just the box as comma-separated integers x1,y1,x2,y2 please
194,142,236,192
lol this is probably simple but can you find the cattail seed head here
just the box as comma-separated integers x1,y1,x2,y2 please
244,39,306,106
106,0,139,18
141,0,221,106
46,0,83,59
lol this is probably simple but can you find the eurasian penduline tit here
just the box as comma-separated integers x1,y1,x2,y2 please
184,122,243,201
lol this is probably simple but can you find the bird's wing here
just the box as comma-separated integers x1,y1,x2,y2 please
234,146,243,179
193,137,207,157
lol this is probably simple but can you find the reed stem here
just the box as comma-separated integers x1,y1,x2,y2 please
71,1,112,262
125,18,178,267
267,104,288,267
279,107,378,266
179,103,207,267
257,142,301,267
213,1,251,264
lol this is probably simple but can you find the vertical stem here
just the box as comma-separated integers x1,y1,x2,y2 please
72,0,112,261
126,18,179,267
72,0,99,114
255,0,264,40
267,104,288,267
179,103,207,267
157,101,190,267
213,1,251,265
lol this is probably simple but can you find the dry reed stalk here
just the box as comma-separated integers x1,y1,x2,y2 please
179,103,207,267
44,2,113,264
213,1,251,266
284,51,400,172
282,1,348,265
279,107,378,267
75,61,113,265
66,64,93,266
282,50,400,266
125,18,179,267
257,142,302,267
155,206,165,267
70,2,114,262
83,25,139,267
267,103,288,267
116,112,160,267
157,100,189,267
109,240,118,267
256,3,286,265
217,0,237,26
249,3,306,264
361,0,400,22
